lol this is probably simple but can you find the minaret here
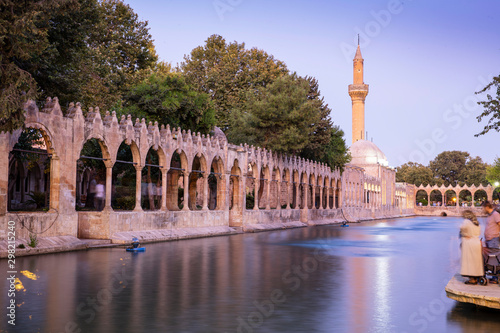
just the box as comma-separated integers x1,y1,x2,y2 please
348,42,369,144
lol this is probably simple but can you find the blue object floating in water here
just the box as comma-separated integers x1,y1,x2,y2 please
126,247,146,252
341,224,349,227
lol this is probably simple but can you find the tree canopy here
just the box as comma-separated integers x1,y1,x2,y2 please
0,0,158,132
395,162,434,186
476,75,500,136
397,151,489,186
2,5,351,172
181,34,288,130
122,72,215,134
486,157,500,186
0,0,74,132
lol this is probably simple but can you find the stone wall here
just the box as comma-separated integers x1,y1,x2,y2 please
0,98,416,243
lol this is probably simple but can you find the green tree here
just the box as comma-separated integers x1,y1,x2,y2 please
122,73,215,134
228,75,325,155
429,151,470,186
462,156,489,186
311,126,351,171
486,157,500,186
300,76,334,158
476,75,500,136
11,0,157,116
396,162,434,186
181,34,288,130
0,0,75,132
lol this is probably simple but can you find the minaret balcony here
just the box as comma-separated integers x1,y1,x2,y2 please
348,84,369,93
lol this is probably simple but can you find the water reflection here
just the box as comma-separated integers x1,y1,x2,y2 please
1,217,499,333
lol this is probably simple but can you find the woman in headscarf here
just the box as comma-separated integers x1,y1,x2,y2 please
460,210,484,284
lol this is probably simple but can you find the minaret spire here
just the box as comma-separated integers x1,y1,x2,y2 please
348,42,369,144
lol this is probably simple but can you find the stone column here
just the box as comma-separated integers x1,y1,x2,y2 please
276,180,281,210
471,190,475,207
104,163,113,210
442,191,446,207
182,171,189,211
265,179,271,210
202,174,208,210
286,181,291,210
48,155,60,212
303,182,308,210
134,165,143,211
295,183,300,209
253,176,259,210
319,186,323,209
325,186,330,209
161,168,168,211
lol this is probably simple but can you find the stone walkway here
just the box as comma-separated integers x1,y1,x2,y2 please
445,274,500,309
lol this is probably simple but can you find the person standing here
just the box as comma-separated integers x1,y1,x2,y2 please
482,201,500,282
95,176,105,211
460,210,484,284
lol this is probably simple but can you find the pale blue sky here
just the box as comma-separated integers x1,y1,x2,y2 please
125,0,500,167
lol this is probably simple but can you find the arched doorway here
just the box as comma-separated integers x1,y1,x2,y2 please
474,189,487,207
459,189,472,207
415,190,428,207
8,128,51,211
444,190,457,206
430,190,443,207
166,151,187,211
141,147,161,210
189,154,206,210
112,141,138,210
76,138,107,211
209,156,225,210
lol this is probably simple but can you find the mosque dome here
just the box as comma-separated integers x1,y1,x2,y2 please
349,140,388,167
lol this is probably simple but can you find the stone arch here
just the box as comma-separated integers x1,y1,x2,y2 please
429,189,443,207
416,189,428,207
459,189,472,207
166,150,188,211
76,138,107,211
246,163,258,210
78,134,112,161
8,127,53,211
188,153,208,210
209,155,225,210
473,189,487,206
111,141,138,210
141,147,162,210
444,189,457,206
11,123,56,155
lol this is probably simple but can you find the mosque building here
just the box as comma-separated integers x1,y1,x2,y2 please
346,43,399,210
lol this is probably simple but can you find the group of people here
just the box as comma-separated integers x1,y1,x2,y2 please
460,201,500,285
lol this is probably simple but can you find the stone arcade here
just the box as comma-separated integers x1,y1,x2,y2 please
0,45,417,251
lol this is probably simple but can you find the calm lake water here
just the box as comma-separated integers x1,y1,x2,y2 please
2,216,500,333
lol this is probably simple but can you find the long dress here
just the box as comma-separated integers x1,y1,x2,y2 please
460,219,484,277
